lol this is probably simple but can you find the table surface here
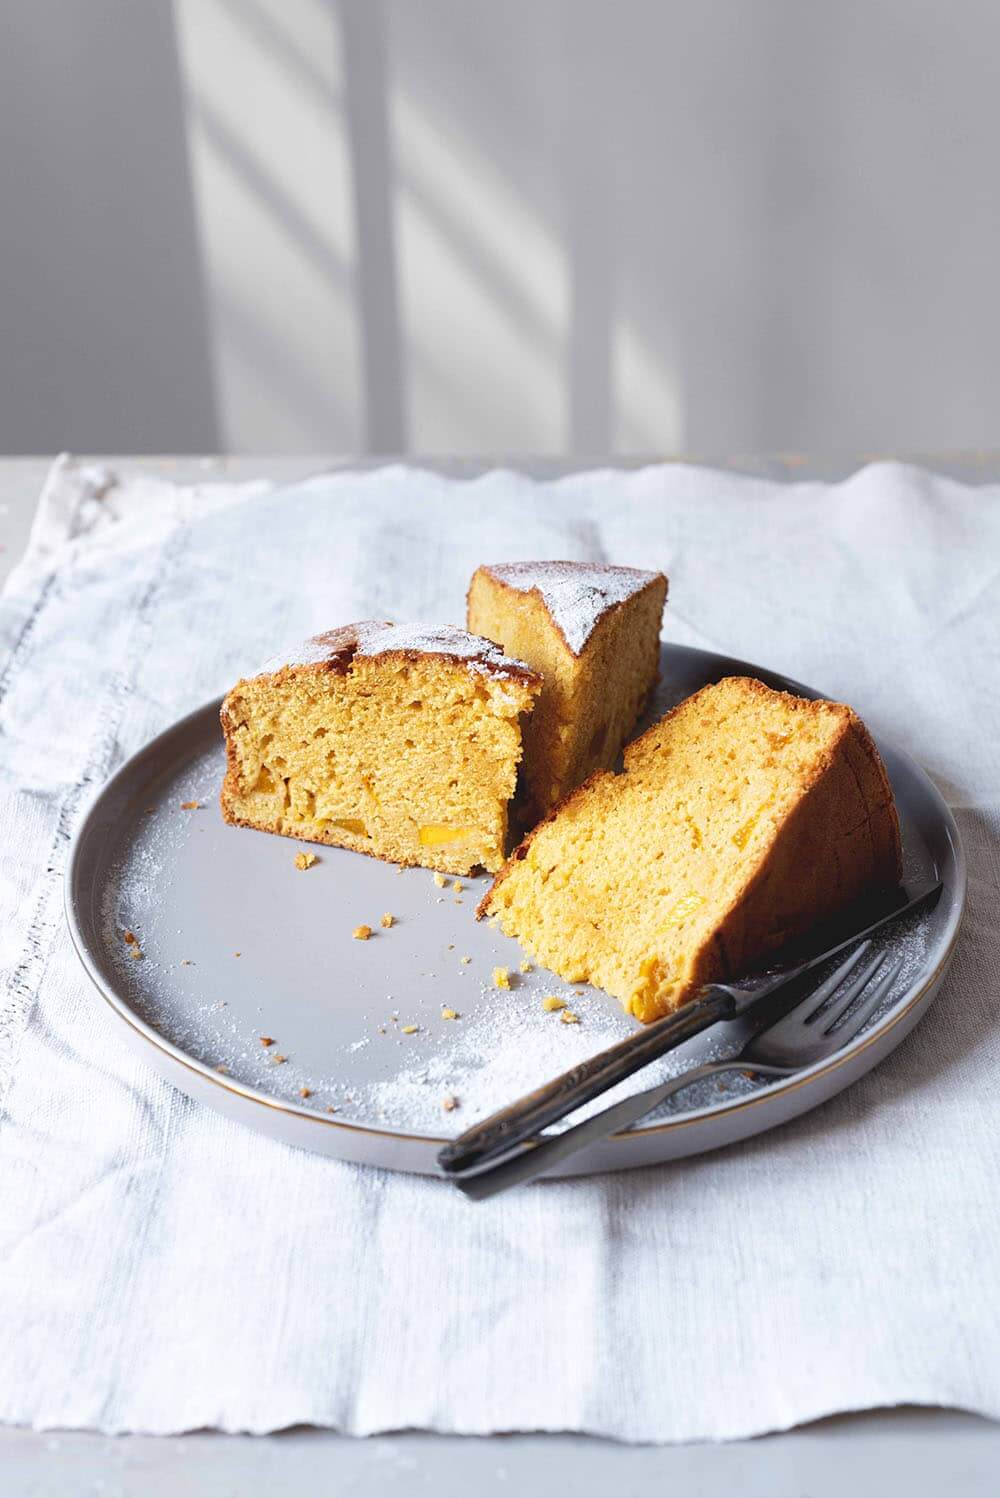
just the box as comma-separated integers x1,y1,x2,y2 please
2,453,997,1497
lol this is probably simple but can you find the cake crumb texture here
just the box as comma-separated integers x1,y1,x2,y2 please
467,561,667,817
220,621,541,875
480,676,901,1024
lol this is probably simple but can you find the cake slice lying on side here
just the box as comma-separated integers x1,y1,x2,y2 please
479,676,901,1022
220,622,541,875
467,561,667,820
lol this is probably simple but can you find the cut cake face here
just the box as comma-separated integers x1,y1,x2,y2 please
467,561,667,820
479,676,902,1022
220,622,541,875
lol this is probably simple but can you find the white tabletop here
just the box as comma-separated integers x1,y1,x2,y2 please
2,454,997,1496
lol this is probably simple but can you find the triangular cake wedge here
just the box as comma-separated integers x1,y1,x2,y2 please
221,622,541,875
467,561,667,820
479,677,902,1022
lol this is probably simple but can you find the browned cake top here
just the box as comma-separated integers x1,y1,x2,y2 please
266,620,541,684
480,561,666,654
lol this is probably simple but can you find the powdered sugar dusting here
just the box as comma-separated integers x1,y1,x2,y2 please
355,622,532,679
79,638,949,1166
340,977,744,1133
95,733,936,1144
485,561,664,654
336,905,935,1132
266,620,536,683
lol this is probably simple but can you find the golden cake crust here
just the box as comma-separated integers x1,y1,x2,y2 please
467,563,667,819
479,676,902,1020
468,561,667,656
264,620,542,686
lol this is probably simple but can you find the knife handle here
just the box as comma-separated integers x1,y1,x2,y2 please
437,985,736,1177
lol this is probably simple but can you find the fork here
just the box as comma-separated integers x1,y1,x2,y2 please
453,941,904,1200
440,883,939,1183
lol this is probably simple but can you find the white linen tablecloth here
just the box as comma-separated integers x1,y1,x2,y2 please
0,456,997,1440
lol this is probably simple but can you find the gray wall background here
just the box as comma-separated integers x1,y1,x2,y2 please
1,0,998,457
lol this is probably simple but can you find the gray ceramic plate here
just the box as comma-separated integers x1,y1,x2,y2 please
65,646,965,1179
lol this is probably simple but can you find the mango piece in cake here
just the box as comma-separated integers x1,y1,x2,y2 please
220,622,541,875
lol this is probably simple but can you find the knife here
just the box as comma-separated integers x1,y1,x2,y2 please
437,881,942,1178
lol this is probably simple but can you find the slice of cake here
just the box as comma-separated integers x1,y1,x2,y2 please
479,676,901,1023
220,622,541,875
467,561,667,820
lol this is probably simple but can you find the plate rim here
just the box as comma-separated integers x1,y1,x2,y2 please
64,646,968,1156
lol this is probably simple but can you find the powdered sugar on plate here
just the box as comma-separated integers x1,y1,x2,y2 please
94,736,936,1141
483,561,664,654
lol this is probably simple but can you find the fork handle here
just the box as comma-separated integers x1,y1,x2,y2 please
456,1061,794,1201
438,985,736,1177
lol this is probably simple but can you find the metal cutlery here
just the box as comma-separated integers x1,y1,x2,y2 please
454,940,904,1199
439,881,941,1189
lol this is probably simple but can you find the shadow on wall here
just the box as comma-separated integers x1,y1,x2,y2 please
389,0,1000,455
173,0,681,454
3,0,1000,455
